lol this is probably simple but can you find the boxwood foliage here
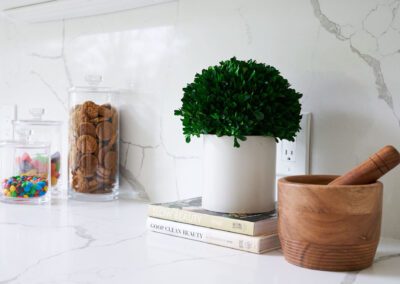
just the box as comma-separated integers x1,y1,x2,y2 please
174,57,302,147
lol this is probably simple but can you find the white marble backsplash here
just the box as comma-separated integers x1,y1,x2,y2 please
0,0,399,238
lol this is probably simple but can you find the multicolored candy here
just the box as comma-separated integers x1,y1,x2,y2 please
2,176,48,198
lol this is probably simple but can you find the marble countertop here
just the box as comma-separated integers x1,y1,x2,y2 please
1,189,400,284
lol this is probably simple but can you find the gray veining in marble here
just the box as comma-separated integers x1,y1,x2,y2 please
311,0,400,125
30,70,68,111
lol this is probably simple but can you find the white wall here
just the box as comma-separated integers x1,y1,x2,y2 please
0,0,399,238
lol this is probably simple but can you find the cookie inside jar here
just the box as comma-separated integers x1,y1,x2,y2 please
70,101,118,195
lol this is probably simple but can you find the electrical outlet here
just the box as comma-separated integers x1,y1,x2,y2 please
0,105,17,140
276,112,311,176
281,140,296,162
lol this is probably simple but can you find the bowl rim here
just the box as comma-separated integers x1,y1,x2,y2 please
278,174,383,189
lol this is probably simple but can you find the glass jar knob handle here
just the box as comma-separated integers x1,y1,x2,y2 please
29,108,44,121
85,74,103,87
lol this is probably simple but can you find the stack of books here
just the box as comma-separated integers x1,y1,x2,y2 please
147,197,280,254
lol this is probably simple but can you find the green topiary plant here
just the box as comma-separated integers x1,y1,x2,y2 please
174,57,302,147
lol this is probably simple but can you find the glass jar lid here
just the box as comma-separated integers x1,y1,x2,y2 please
12,108,62,127
0,140,50,150
68,75,118,94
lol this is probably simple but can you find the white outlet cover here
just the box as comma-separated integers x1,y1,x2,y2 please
276,112,311,177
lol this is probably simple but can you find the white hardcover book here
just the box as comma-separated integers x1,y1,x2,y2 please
147,217,280,254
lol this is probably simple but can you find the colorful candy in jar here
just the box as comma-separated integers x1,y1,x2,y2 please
51,152,61,186
16,152,48,177
16,152,60,186
2,176,48,198
17,152,61,189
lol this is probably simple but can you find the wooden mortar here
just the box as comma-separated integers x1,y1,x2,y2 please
278,175,382,271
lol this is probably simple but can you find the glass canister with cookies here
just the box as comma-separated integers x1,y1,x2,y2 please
68,76,119,201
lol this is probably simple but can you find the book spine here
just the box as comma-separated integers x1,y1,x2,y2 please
147,217,279,254
148,205,255,236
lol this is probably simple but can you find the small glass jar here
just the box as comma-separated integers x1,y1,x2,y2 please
68,76,119,201
13,108,62,195
0,141,51,204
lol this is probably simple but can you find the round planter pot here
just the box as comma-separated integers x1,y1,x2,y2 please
278,175,382,271
202,135,276,214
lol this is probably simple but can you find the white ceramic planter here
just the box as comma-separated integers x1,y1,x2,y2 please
202,135,276,213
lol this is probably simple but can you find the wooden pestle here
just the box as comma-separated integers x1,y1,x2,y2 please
329,145,400,185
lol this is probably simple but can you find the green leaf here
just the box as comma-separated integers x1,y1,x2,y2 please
233,137,240,148
254,111,264,121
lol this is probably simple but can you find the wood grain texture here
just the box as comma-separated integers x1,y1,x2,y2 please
278,175,383,271
329,145,400,185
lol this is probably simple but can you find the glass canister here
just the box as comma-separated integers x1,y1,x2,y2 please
13,108,62,195
68,76,119,201
0,141,51,204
